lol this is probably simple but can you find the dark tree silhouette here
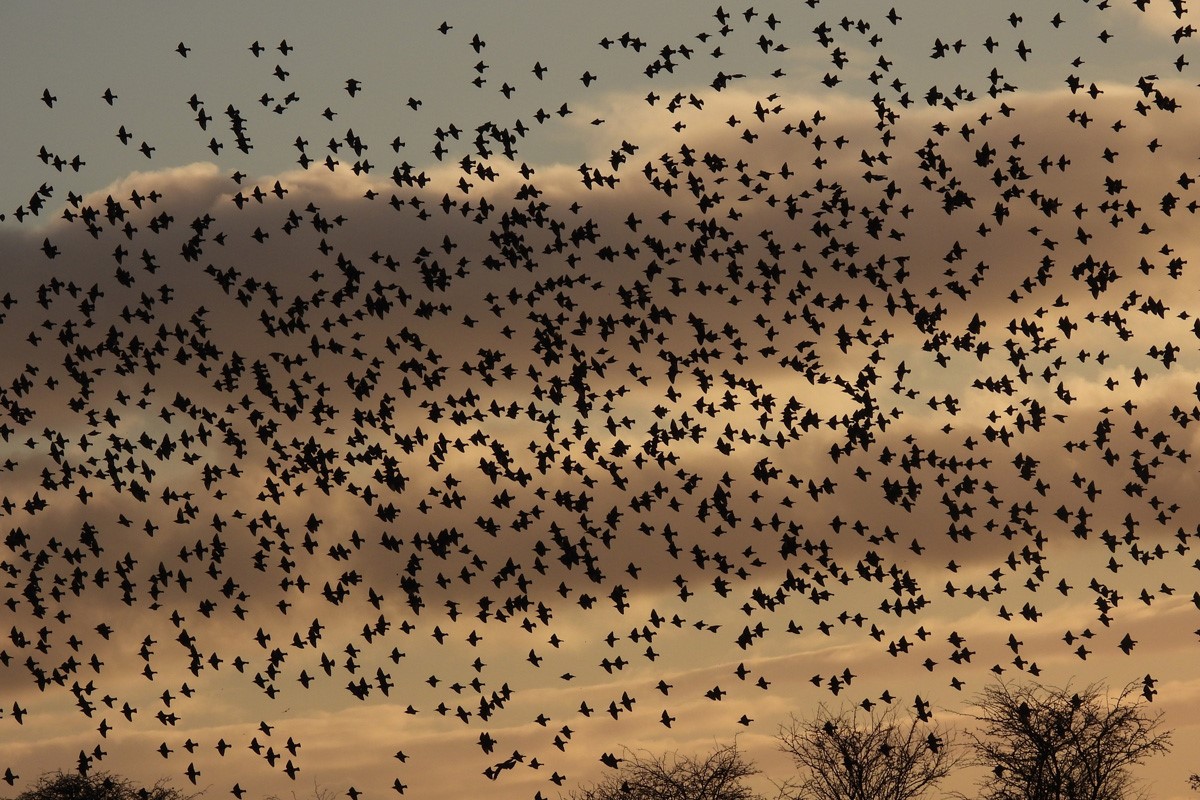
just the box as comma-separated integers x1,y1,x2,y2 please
12,771,199,800
774,702,960,800
562,742,763,800
967,680,1171,800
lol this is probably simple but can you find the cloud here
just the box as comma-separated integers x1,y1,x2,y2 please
1,36,1199,800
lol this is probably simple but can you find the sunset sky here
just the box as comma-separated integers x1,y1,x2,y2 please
2,2,1200,799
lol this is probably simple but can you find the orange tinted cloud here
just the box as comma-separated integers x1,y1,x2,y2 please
2,5,1199,799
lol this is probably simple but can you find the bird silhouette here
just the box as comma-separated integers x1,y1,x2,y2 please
1,3,1197,798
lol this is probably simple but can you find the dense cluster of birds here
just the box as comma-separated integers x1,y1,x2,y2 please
2,2,1199,798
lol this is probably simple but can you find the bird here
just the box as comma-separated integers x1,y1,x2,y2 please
2,4,1198,798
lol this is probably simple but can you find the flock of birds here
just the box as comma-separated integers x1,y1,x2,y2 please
2,1,1200,798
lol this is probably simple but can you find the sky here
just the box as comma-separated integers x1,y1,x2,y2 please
1,1,1200,799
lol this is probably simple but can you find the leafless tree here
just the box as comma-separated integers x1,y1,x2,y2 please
13,770,200,800
265,781,336,800
563,741,764,800
775,702,961,800
966,680,1171,800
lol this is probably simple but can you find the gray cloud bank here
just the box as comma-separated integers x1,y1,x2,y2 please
2,7,1200,799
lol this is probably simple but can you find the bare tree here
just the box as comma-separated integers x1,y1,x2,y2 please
967,680,1171,800
775,702,960,800
13,770,200,800
265,781,337,800
563,741,763,800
